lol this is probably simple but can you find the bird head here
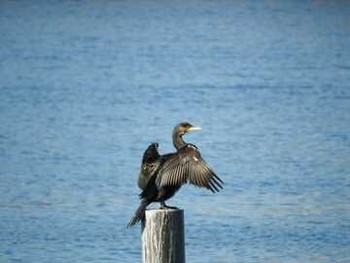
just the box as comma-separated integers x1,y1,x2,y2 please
176,122,202,136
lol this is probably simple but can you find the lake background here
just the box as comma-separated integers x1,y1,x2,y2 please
1,0,349,262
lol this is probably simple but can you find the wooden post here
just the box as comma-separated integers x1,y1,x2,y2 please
141,209,185,263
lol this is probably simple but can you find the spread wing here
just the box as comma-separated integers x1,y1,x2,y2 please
138,143,161,190
156,145,223,193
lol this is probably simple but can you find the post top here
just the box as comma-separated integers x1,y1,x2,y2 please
145,208,184,214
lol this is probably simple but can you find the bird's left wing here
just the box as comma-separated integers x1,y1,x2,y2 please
157,145,223,192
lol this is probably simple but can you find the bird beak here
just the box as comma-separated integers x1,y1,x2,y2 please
188,126,202,132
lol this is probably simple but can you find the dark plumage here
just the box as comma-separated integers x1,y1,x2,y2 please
137,142,160,190
127,122,223,227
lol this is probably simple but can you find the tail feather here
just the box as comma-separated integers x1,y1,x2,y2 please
127,199,150,228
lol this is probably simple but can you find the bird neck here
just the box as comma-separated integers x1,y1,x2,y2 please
172,130,186,150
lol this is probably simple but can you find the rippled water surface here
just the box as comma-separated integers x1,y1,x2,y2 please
1,1,350,262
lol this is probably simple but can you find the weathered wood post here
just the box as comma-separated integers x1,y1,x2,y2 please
141,209,185,263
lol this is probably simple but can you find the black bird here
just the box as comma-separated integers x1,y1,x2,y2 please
127,122,223,227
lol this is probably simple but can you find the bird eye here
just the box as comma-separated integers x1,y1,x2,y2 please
183,123,191,128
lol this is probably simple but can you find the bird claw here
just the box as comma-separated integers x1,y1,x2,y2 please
160,202,178,210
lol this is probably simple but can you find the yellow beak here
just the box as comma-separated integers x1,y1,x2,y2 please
188,126,202,132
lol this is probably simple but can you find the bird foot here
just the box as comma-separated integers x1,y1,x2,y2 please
160,202,178,210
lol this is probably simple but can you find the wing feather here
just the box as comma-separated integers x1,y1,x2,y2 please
157,145,223,192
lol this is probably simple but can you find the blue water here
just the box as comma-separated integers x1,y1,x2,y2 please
1,1,350,262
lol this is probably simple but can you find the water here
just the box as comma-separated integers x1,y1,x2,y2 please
1,1,350,262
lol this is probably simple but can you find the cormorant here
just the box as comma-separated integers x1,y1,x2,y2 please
127,122,223,227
